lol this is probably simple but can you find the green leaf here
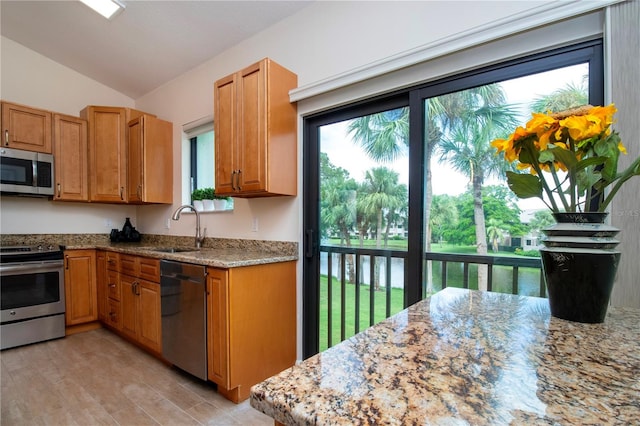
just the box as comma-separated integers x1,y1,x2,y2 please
574,156,606,173
550,147,579,169
576,169,601,195
594,134,621,181
538,150,555,164
506,171,543,199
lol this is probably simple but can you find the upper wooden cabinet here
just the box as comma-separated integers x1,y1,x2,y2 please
1,101,52,153
127,115,173,204
214,58,298,197
80,106,149,203
53,113,88,201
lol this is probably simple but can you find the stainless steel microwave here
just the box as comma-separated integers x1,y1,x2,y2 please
0,147,54,196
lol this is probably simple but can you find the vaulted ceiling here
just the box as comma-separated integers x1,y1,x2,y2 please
1,1,313,98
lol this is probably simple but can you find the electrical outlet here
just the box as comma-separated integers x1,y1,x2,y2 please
165,218,171,229
252,217,259,232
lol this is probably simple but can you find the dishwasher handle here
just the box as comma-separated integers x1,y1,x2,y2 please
163,272,205,283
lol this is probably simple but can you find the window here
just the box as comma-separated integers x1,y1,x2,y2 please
189,130,214,194
182,118,213,204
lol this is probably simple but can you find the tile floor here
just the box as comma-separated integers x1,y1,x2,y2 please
0,328,273,425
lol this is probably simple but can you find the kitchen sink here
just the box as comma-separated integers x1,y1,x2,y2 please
149,247,199,253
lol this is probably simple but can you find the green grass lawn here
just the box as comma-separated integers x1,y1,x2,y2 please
318,274,405,352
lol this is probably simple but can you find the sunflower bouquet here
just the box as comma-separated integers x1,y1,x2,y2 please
491,104,640,213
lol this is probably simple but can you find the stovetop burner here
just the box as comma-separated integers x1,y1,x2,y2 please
0,245,64,264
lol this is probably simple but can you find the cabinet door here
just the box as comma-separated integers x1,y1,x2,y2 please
120,274,138,340
64,250,97,326
82,106,127,203
96,251,107,322
1,101,52,153
127,116,144,203
127,116,173,204
236,61,267,193
214,73,237,196
53,113,88,201
137,280,161,353
207,268,230,387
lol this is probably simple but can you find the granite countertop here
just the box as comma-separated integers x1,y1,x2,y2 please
0,234,297,268
250,287,640,425
67,243,298,268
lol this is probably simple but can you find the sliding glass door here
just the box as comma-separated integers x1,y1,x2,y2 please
304,40,603,358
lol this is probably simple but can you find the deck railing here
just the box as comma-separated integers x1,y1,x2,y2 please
320,245,543,350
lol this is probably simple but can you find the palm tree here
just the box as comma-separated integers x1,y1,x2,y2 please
347,108,409,163
359,167,404,290
530,79,588,113
320,153,357,283
486,218,505,252
437,87,520,290
348,86,519,292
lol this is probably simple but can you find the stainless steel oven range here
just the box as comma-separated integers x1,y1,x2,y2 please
0,245,65,350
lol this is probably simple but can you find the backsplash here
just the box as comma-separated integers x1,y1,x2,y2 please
0,234,298,256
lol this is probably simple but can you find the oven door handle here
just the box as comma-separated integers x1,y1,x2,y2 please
0,261,64,274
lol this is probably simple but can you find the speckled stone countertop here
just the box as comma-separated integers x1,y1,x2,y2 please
0,234,297,268
250,287,640,425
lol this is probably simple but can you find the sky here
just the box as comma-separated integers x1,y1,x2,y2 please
320,63,589,212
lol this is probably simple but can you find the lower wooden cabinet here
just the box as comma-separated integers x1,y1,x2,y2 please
64,250,97,326
207,261,296,403
119,255,162,354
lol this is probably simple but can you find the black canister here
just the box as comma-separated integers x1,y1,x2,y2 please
122,217,133,239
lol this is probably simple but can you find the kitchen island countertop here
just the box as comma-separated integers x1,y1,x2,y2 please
250,287,640,425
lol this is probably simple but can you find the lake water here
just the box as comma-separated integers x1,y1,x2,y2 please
320,252,543,297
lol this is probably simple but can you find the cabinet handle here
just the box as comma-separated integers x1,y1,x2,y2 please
65,255,69,269
4,130,8,145
108,283,116,288
231,171,237,191
120,187,124,200
236,169,242,191
57,183,61,198
137,185,142,200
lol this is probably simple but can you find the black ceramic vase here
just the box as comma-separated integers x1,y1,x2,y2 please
540,212,621,323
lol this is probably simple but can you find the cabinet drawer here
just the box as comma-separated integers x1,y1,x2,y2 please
139,257,160,282
106,299,122,330
119,255,137,275
107,270,120,301
106,252,119,271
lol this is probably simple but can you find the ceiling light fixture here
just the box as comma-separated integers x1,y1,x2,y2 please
79,0,125,20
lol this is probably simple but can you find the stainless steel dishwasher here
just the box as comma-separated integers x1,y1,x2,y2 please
160,260,207,380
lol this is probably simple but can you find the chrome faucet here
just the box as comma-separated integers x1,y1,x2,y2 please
171,204,206,249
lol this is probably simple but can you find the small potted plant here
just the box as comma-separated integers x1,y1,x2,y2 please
200,187,215,211
212,188,231,210
191,188,206,211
